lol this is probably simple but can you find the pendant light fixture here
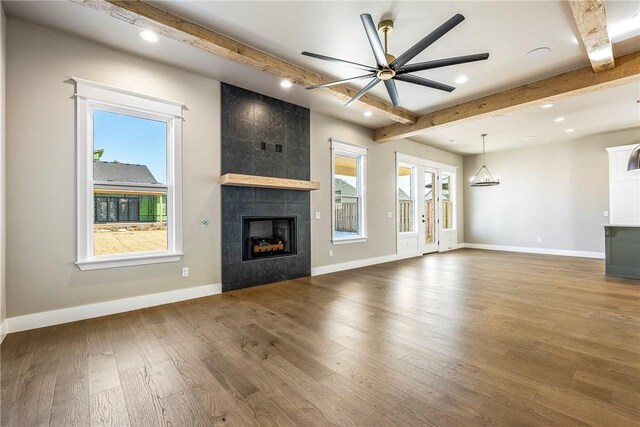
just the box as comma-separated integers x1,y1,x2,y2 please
470,133,500,187
628,145,640,172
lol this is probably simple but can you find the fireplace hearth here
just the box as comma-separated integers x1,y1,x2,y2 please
243,216,296,261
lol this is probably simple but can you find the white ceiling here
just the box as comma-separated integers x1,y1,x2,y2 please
411,81,640,154
3,0,640,154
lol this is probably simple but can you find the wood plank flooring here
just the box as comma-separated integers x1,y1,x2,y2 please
1,249,639,426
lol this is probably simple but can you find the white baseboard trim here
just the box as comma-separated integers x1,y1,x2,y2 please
462,243,605,259
311,252,423,276
312,254,398,276
310,244,471,277
0,320,7,344
5,283,222,334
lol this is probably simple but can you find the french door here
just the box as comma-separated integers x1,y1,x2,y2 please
397,153,457,256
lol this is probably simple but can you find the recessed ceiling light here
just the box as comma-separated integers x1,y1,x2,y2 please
139,30,159,43
280,79,293,88
454,76,469,84
554,117,565,122
448,138,456,142
523,136,536,140
541,103,554,109
526,47,551,59
565,128,575,133
363,111,373,117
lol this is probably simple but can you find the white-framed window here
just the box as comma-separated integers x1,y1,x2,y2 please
441,171,456,230
74,78,184,270
331,139,367,243
397,163,416,233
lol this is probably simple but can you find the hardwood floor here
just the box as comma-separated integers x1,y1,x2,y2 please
2,249,639,426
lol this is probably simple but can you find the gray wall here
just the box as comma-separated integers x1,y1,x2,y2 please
310,112,464,269
5,18,464,319
6,19,221,318
0,3,6,326
464,127,640,253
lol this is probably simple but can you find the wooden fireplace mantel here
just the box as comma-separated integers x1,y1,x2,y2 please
219,174,320,191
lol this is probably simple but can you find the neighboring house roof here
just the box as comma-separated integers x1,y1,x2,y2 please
94,160,159,184
398,188,410,199
334,178,357,197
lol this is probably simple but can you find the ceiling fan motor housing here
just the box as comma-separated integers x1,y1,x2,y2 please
377,68,396,80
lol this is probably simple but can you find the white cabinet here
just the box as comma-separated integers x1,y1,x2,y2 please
606,145,640,224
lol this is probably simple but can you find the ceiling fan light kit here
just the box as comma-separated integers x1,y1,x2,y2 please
302,12,490,108
470,134,501,187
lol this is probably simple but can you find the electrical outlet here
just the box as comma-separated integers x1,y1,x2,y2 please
181,267,189,278
275,144,283,153
260,142,266,150
315,212,321,220
387,212,393,218
537,237,542,244
329,250,333,257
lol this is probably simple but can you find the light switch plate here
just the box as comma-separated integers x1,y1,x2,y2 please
387,212,393,218
315,212,321,220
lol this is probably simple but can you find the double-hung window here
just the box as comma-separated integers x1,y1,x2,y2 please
331,139,367,243
75,78,183,270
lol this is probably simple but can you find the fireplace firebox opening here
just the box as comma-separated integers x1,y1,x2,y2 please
242,216,297,261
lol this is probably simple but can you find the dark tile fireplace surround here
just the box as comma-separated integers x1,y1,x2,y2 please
221,83,311,291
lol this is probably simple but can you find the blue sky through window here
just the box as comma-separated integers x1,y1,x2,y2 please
93,110,167,184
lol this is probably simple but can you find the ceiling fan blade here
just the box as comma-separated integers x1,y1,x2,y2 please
394,74,455,92
391,13,466,69
345,77,381,107
383,80,400,107
306,74,377,90
360,14,388,67
397,53,490,74
302,51,377,72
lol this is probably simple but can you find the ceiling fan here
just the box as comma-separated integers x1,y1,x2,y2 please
302,13,489,108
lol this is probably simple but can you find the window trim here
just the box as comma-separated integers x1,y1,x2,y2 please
330,139,367,244
74,78,184,270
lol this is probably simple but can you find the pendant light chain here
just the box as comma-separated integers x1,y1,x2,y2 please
482,133,487,166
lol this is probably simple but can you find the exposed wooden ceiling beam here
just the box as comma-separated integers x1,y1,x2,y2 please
374,51,640,143
69,0,417,125
568,0,614,72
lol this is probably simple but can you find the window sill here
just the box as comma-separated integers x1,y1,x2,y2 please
76,252,183,271
332,237,368,245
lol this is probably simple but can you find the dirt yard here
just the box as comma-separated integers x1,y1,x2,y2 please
93,228,167,256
